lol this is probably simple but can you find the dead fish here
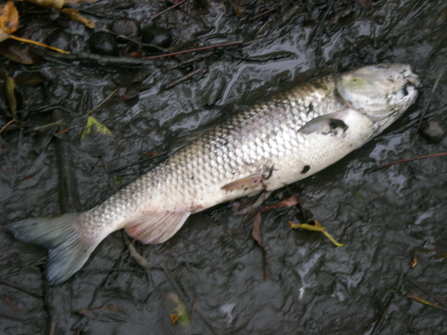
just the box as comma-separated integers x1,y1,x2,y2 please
4,64,420,285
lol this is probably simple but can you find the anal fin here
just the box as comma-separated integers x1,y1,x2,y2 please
125,212,191,244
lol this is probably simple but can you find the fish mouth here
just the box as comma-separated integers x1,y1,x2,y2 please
396,66,421,98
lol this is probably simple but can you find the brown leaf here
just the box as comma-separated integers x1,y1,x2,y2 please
22,0,66,10
60,8,95,28
66,0,100,3
0,1,19,35
0,43,42,64
252,212,269,279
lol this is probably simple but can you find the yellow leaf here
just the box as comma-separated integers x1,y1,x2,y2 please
81,116,112,140
61,8,95,28
0,1,19,35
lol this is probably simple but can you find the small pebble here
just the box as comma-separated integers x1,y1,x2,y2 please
420,117,446,143
44,29,72,52
141,26,172,51
112,19,140,39
89,31,119,56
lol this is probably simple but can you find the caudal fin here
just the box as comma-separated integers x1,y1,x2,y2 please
4,214,100,285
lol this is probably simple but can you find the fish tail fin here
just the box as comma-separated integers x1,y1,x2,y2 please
125,212,191,244
4,213,100,285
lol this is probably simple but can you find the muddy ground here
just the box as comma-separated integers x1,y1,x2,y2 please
1,0,447,334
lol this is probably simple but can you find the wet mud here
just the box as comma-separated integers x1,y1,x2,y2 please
1,0,447,334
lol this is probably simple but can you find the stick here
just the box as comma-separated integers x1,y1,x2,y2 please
151,0,190,20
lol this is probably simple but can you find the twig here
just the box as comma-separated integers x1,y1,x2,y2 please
406,293,447,312
190,295,197,321
88,89,119,114
0,119,15,133
161,262,188,301
49,323,57,335
254,21,269,37
406,277,446,306
144,40,244,60
374,152,447,170
122,232,151,270
0,278,42,299
101,156,109,172
165,68,202,89
167,51,214,70
24,120,64,133
412,66,446,142
151,0,190,20
43,41,244,66
250,7,277,20
370,275,403,335
103,28,169,53
9,35,70,54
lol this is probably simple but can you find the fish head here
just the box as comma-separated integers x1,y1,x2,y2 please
337,64,420,133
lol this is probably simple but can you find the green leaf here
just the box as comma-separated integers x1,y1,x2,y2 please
2,69,16,119
81,116,112,140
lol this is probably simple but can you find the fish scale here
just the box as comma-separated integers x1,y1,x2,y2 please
4,64,420,284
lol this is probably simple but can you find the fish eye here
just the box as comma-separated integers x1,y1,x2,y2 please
350,77,364,84
375,64,389,69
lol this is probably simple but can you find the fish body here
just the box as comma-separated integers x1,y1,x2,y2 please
5,64,420,284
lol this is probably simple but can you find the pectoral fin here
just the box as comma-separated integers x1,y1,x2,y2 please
125,212,191,244
299,109,349,135
222,166,274,191
221,174,265,191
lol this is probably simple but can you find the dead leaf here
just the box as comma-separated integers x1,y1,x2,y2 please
60,8,95,28
3,70,17,119
0,1,19,40
0,43,42,64
0,29,9,43
66,0,100,3
411,250,418,268
252,212,269,279
21,0,66,10
165,292,189,327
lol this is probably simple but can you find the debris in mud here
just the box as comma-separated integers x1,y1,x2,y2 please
166,292,190,327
